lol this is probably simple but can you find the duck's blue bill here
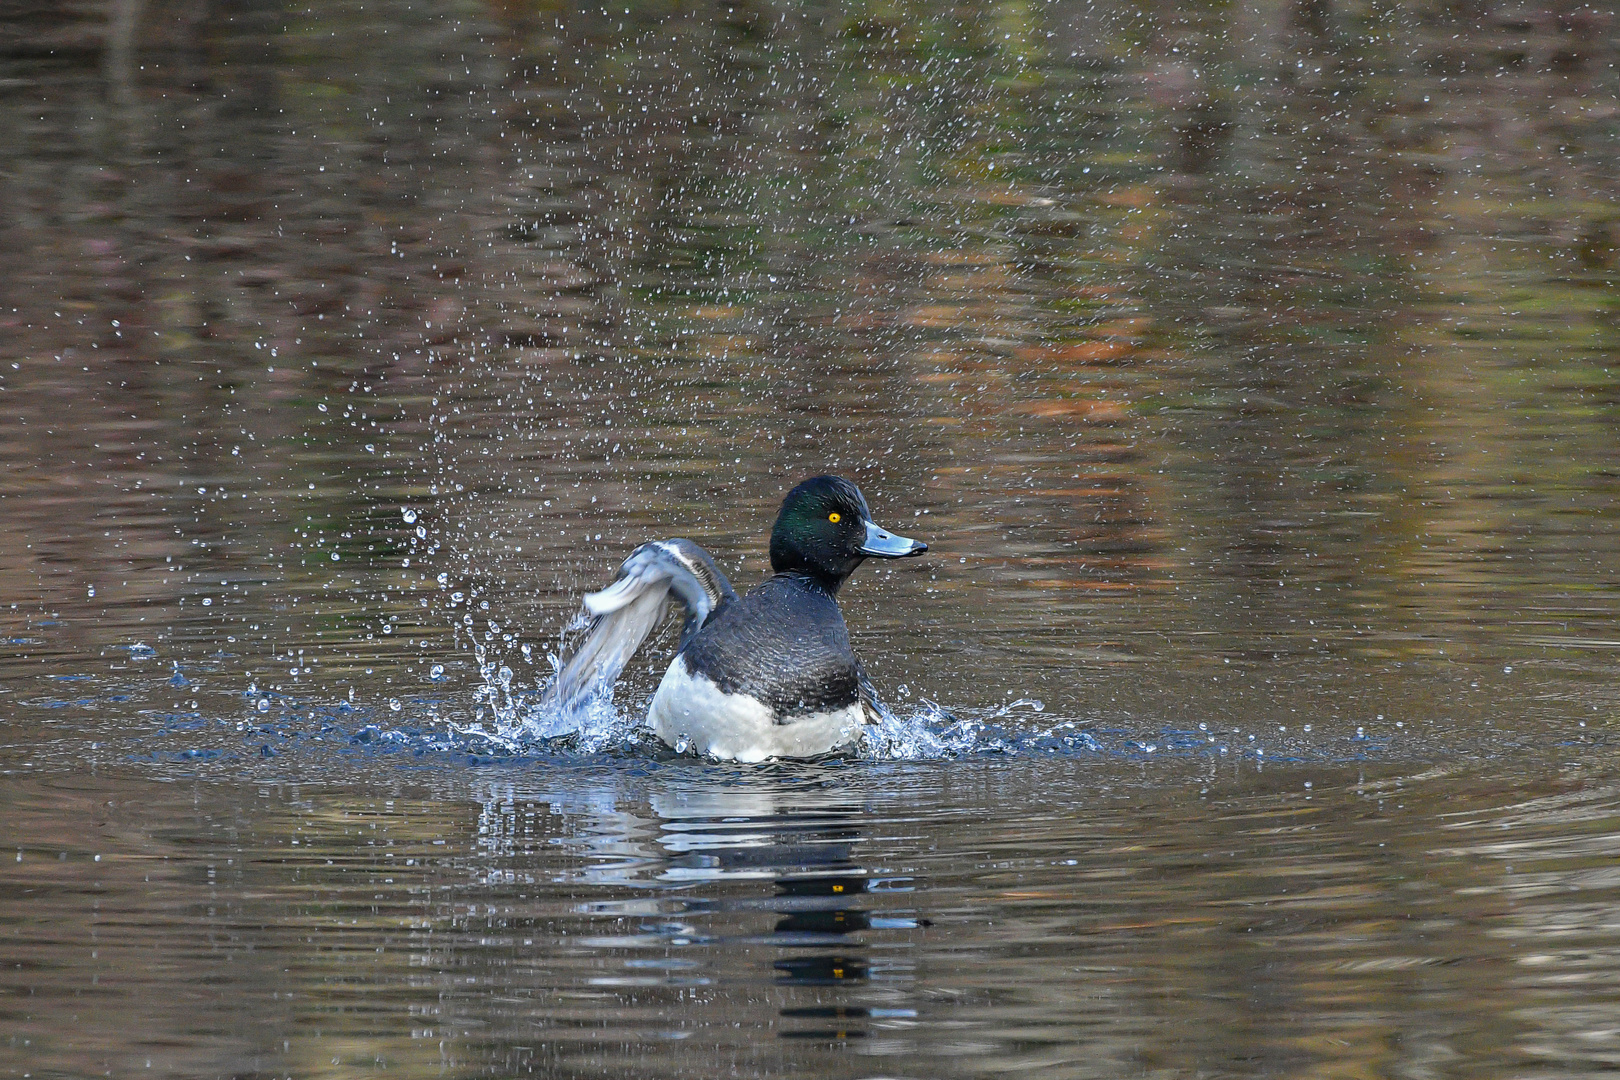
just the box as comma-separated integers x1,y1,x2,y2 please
859,520,928,558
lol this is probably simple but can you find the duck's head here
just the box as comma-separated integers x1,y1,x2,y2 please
769,475,927,590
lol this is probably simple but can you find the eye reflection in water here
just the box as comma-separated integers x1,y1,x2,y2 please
772,875,875,1041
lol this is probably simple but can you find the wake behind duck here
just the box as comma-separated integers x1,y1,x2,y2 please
548,476,927,761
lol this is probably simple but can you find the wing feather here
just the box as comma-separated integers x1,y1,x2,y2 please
549,539,737,709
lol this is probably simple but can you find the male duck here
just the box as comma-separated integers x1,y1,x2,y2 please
550,476,927,761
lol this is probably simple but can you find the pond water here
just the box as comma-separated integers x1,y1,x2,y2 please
3,0,1620,1075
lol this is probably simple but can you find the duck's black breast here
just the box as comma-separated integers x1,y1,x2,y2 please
678,573,860,719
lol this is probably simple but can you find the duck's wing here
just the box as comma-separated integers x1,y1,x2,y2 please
550,539,738,709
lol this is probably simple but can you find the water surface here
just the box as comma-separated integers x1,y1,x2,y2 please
2,0,1619,1075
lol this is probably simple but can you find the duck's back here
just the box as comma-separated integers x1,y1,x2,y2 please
681,574,861,716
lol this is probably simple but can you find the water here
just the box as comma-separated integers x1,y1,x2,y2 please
3,0,1620,1074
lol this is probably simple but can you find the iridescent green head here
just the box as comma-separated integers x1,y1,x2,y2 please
769,475,926,589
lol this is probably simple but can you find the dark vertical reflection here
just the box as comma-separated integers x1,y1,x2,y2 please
649,781,911,1047
773,874,876,1041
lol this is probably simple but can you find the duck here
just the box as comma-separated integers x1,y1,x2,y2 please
550,475,927,761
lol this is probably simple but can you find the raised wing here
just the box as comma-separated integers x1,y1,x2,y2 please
549,539,737,709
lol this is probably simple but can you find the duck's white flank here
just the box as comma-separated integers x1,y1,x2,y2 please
647,656,866,763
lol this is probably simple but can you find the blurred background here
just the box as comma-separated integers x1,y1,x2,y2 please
4,0,1619,725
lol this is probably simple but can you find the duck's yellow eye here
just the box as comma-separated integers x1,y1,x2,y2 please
828,512,841,524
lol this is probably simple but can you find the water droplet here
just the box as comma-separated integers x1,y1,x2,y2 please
330,552,339,561
402,508,418,524
257,699,270,712
430,664,446,681
389,699,401,712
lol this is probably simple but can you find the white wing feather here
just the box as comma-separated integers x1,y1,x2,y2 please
549,540,735,710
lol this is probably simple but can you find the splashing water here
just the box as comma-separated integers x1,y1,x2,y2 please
418,646,1322,767
452,640,1086,761
441,632,1328,766
449,642,649,755
858,697,1101,759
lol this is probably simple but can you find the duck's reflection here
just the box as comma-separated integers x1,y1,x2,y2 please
770,871,872,1006
649,779,913,1042
470,770,921,1049
769,872,873,1039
